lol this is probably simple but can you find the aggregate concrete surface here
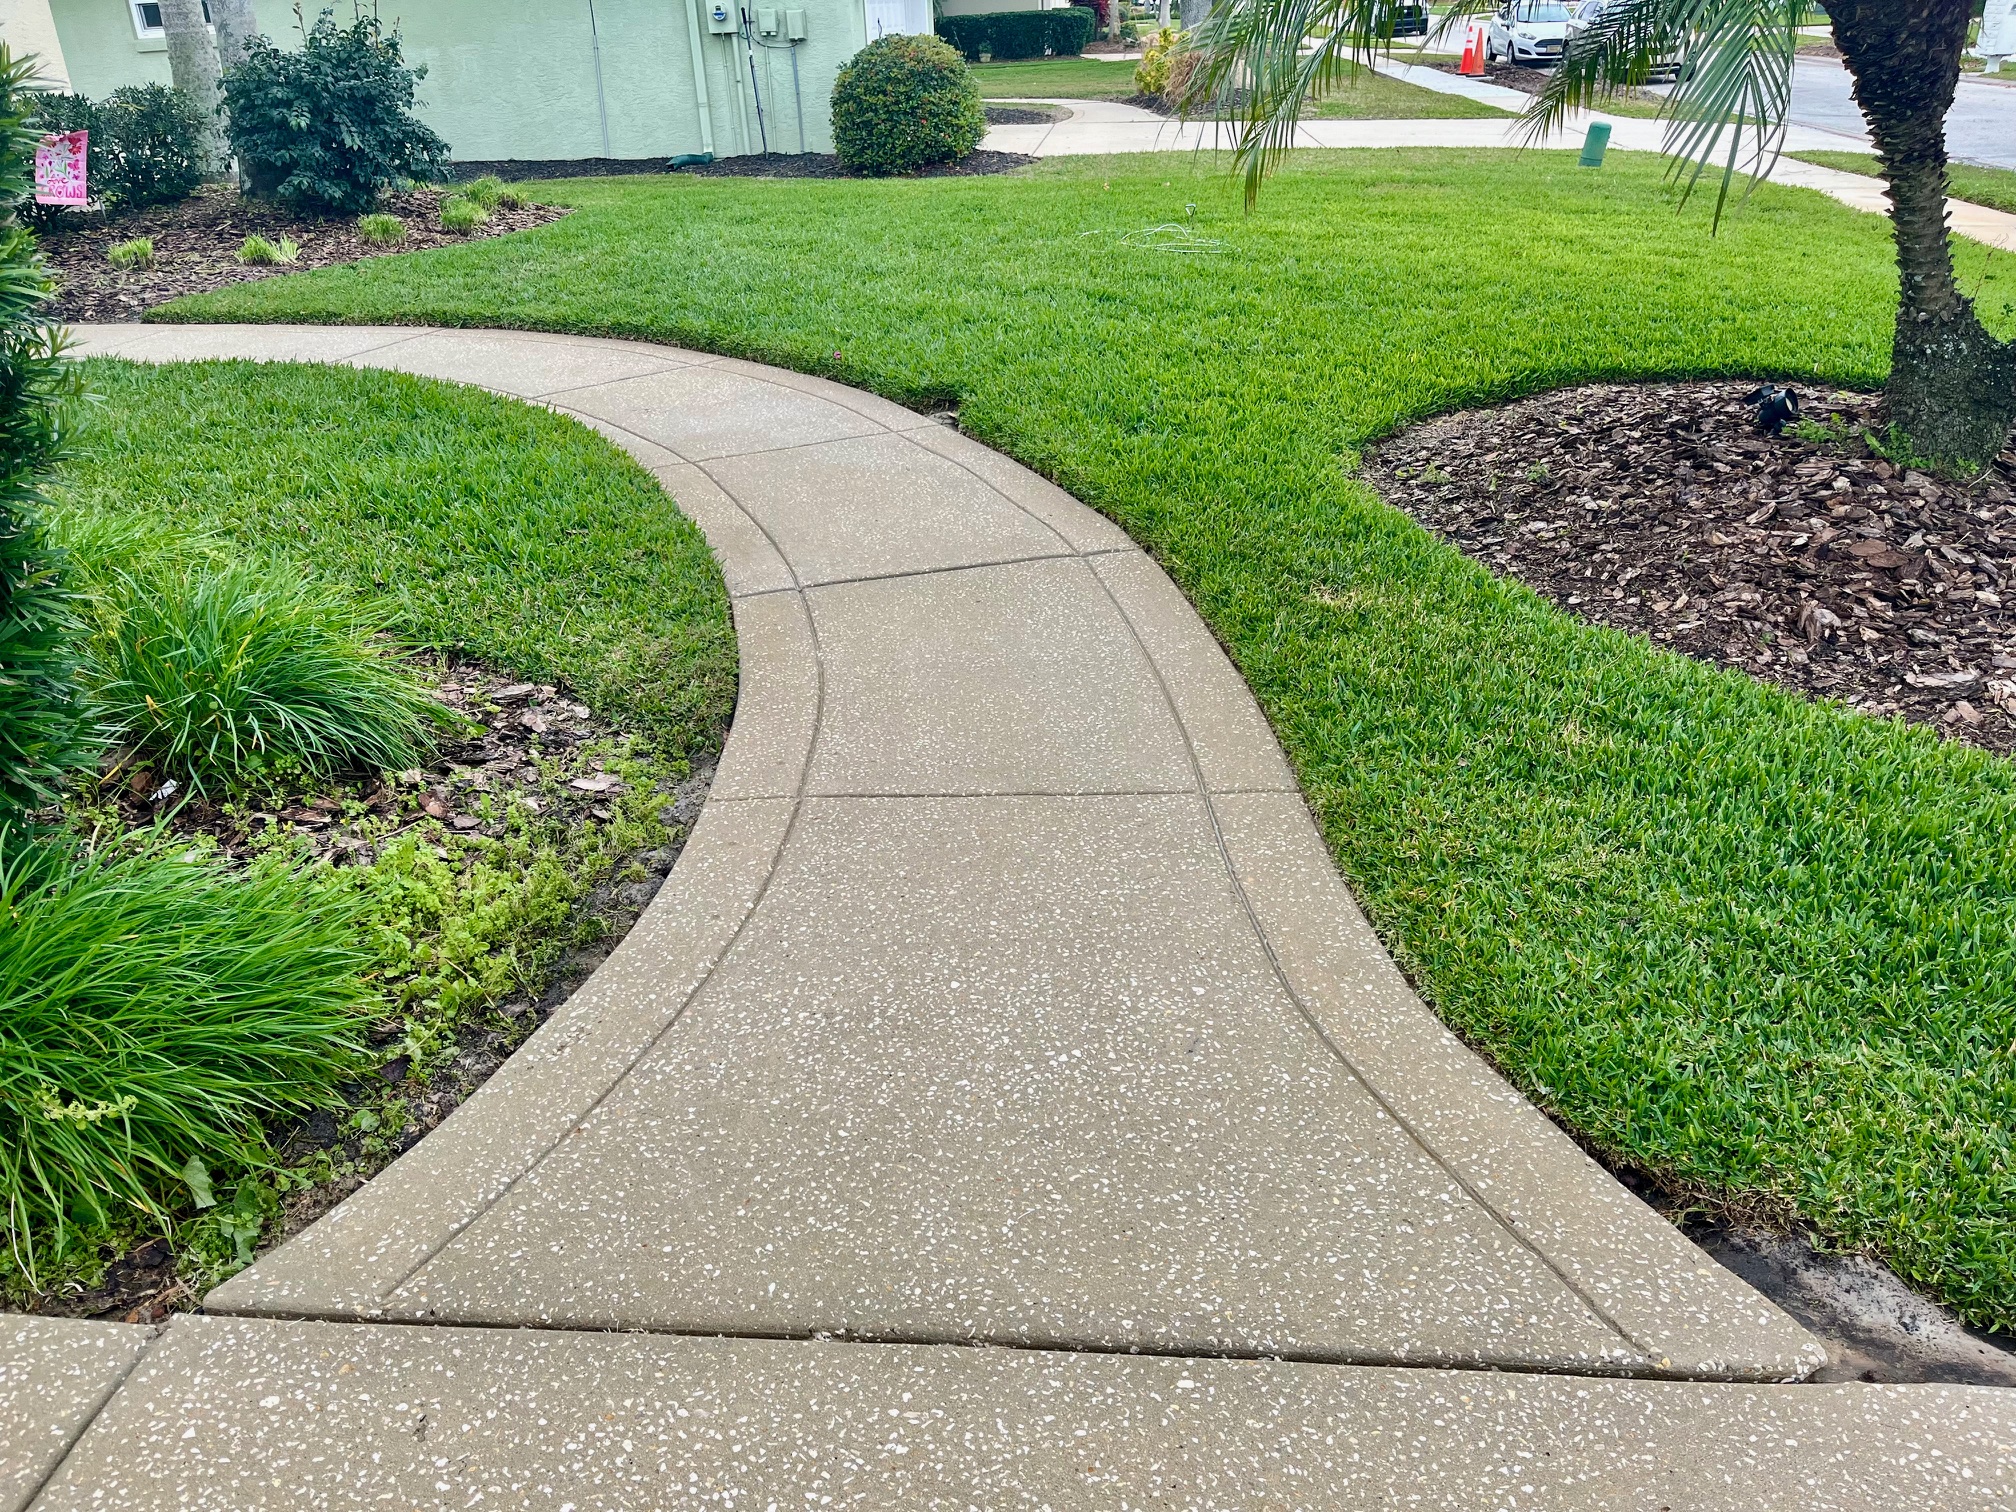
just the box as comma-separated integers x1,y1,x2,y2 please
8,324,2008,1509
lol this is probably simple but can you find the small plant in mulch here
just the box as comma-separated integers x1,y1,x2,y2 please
355,212,407,247
439,195,488,234
235,233,300,267
105,236,154,271
1370,381,2016,753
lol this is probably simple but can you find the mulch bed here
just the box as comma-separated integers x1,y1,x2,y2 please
1366,381,2016,754
40,183,568,324
29,656,713,1325
984,104,1063,125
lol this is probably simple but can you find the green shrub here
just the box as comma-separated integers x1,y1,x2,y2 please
458,173,506,209
83,559,457,793
831,34,985,177
222,10,448,214
105,236,154,270
236,233,298,265
93,84,208,207
988,10,1050,58
1047,6,1098,55
356,211,406,246
1134,24,1189,95
935,14,991,60
439,194,486,233
0,50,88,828
0,831,371,1274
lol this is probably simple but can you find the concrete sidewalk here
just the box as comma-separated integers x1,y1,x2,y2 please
5,324,2012,1509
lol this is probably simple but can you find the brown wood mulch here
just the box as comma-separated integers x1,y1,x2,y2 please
1366,381,2016,754
38,183,569,323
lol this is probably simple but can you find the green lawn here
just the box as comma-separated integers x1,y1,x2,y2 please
158,151,2016,1331
56,362,735,755
974,55,1509,116
1792,149,2016,218
972,57,1142,98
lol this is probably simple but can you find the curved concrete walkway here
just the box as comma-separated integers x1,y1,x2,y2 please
7,324,2011,1509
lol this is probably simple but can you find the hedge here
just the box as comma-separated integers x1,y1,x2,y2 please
937,8,1097,61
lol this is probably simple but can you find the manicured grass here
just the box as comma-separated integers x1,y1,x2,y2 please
158,152,2016,1329
56,361,735,758
1792,149,2016,218
973,57,1142,98
974,55,1509,116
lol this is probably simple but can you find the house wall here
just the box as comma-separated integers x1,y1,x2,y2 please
0,0,74,87
44,0,874,159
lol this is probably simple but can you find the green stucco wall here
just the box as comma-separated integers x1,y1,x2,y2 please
47,0,875,160
48,0,173,98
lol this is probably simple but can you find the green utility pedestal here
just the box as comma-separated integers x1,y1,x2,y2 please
1579,122,1611,167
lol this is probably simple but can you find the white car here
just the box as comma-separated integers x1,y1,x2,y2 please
1485,0,1573,64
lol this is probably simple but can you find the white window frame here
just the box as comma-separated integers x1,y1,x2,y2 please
129,1,213,39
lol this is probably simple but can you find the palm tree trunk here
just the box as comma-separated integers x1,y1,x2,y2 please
1829,0,2016,467
157,0,225,173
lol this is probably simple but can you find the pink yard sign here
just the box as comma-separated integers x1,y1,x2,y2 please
34,130,87,207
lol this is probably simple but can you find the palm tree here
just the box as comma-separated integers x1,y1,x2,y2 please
1193,0,2016,468
157,0,225,173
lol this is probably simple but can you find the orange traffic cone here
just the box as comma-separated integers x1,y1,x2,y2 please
1459,25,1485,74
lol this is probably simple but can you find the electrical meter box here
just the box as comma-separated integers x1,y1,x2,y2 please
756,6,780,33
706,2,737,33
785,8,807,37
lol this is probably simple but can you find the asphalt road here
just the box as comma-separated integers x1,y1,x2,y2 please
1787,57,2016,169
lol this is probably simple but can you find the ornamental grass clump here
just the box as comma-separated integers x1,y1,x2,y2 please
106,236,154,270
0,832,372,1276
830,34,984,177
84,560,458,793
458,173,506,209
439,195,486,233
356,211,406,246
236,233,299,266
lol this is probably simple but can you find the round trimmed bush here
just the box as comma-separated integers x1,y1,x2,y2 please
831,34,985,177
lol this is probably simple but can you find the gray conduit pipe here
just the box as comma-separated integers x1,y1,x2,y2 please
682,0,717,157
587,0,613,158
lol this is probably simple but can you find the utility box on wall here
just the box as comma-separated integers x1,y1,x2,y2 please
706,2,738,33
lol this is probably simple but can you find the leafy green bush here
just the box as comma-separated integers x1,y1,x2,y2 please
1134,25,1189,95
988,10,1050,58
0,831,371,1273
83,559,456,793
236,233,298,265
0,50,87,828
106,236,154,270
221,10,448,214
1048,6,1098,55
439,194,486,233
831,34,985,177
356,211,405,246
